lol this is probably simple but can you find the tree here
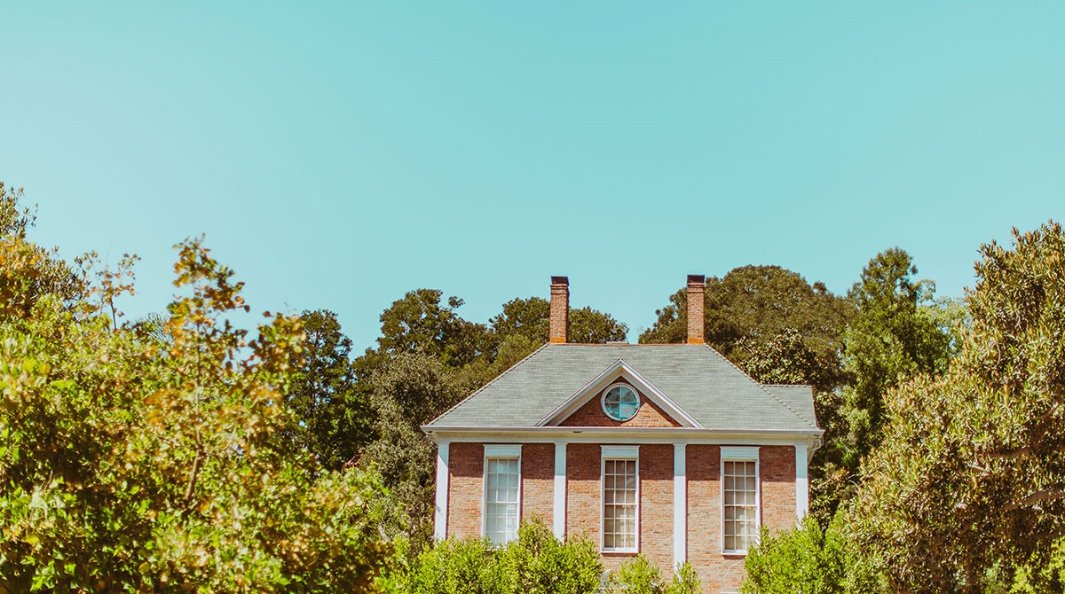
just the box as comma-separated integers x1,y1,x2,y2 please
0,194,403,592
640,266,851,390
852,222,1065,591
284,309,371,471
0,182,82,321
489,296,628,345
837,248,954,470
358,353,464,550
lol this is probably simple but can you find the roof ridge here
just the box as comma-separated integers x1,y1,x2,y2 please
698,344,818,431
425,342,549,427
761,383,814,388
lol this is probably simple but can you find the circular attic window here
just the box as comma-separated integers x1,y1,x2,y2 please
601,383,640,422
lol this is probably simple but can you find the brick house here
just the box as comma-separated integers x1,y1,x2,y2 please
423,276,822,593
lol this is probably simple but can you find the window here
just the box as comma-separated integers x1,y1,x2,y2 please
721,447,760,554
601,383,640,421
483,445,521,546
602,445,639,552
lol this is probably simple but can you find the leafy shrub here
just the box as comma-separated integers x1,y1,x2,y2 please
741,512,882,593
396,519,602,594
605,555,701,594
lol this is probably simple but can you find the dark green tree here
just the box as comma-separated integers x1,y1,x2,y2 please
285,309,372,470
489,296,628,345
853,223,1065,592
640,266,851,389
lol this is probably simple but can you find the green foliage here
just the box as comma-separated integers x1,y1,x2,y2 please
852,222,1065,591
489,296,628,346
0,183,82,321
0,193,403,592
604,555,702,594
665,562,701,594
397,520,602,594
837,248,955,470
606,555,664,594
741,513,883,594
285,309,371,470
639,266,851,387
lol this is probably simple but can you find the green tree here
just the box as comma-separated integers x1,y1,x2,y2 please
640,266,851,390
0,182,82,321
0,192,403,592
837,248,954,470
852,223,1065,592
489,296,627,345
284,309,371,470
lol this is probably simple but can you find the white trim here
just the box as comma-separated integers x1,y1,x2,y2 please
601,445,640,459
537,359,701,428
553,441,567,539
721,448,760,556
673,442,687,568
484,444,522,458
425,427,822,444
434,440,450,541
601,446,640,553
720,446,760,460
795,443,809,522
600,382,641,422
482,444,522,546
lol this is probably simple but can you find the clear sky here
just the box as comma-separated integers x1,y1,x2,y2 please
3,2,1063,350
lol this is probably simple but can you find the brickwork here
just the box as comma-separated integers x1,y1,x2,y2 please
638,444,674,573
560,380,681,428
447,442,484,539
521,443,555,524
549,276,569,343
686,275,705,344
759,446,797,533
444,441,801,594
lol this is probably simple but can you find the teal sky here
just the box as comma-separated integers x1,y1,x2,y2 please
3,2,1063,349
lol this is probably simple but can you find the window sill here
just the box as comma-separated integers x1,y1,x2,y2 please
602,548,639,555
722,550,749,557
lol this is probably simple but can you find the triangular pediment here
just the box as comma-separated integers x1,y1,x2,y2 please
537,359,701,428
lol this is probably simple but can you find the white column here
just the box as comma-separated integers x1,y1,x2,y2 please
553,441,567,539
795,442,809,522
434,440,450,541
673,442,687,568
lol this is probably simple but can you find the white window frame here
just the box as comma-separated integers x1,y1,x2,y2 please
601,445,640,553
482,444,522,546
720,446,760,556
600,382,641,422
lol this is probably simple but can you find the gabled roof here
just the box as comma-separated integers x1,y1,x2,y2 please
538,358,700,427
425,343,819,433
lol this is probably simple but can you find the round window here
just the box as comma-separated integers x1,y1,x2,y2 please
602,384,640,421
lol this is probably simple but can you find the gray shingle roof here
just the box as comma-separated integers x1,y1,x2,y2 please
426,344,819,433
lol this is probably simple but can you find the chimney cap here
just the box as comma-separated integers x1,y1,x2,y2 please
687,274,705,285
551,276,569,286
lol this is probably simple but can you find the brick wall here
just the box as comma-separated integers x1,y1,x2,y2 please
759,446,797,533
448,442,483,539
445,441,800,594
521,443,555,525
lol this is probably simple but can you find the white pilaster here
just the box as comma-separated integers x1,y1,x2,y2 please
553,441,567,539
795,442,809,522
673,442,687,568
434,440,450,541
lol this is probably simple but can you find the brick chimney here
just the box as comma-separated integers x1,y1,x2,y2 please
686,274,705,344
549,276,569,343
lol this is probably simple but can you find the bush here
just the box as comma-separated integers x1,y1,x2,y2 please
605,555,701,594
741,512,883,593
396,519,602,594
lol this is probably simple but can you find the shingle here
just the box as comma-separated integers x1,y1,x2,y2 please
426,344,819,432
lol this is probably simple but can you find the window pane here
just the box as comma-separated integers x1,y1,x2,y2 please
723,458,758,552
602,456,638,551
485,456,520,546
